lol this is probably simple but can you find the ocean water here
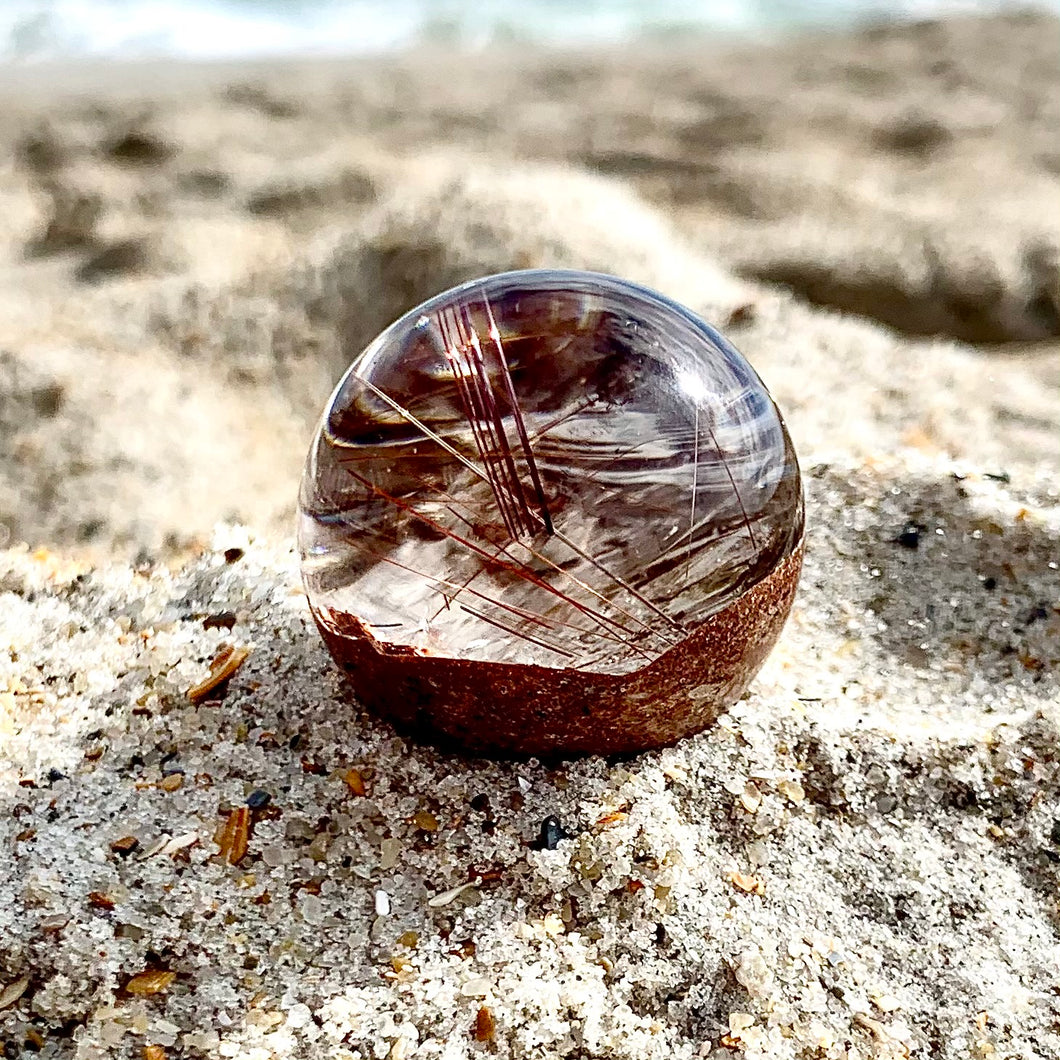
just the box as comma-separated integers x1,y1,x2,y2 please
0,0,1048,61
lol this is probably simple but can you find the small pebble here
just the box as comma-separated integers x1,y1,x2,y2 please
413,809,439,832
246,789,271,810
124,969,176,997
343,768,367,796
532,815,571,850
0,976,30,1011
895,524,922,550
374,889,391,916
729,1012,755,1035
727,870,764,895
380,838,402,870
159,756,183,776
387,1038,411,1060
300,894,324,925
474,1005,496,1042
735,946,773,995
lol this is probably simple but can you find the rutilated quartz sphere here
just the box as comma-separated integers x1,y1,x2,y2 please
299,270,803,756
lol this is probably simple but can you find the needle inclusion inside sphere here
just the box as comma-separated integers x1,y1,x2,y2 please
299,270,803,756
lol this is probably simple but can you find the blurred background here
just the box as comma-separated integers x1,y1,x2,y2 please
0,0,1056,562
2,0,1053,60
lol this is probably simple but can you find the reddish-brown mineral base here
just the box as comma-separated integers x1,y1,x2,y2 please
314,543,802,756
299,270,804,755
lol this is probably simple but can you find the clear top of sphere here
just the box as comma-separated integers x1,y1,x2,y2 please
300,270,802,675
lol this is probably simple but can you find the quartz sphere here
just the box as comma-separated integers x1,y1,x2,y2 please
299,270,803,755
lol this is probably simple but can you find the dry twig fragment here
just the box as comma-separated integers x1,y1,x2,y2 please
188,645,251,703
145,832,200,859
474,1005,496,1042
0,975,30,1010
216,806,250,865
428,881,476,908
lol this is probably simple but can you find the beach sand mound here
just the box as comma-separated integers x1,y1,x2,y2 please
1,460,1058,1060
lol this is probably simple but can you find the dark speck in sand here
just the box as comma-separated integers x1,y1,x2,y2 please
532,816,572,851
895,524,923,550
160,753,183,777
1020,604,1051,626
104,130,174,166
76,239,149,283
246,790,272,810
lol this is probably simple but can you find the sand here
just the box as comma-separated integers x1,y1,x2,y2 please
1,10,1058,1059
